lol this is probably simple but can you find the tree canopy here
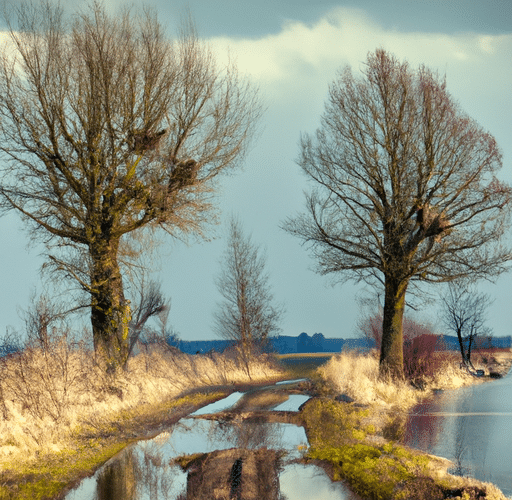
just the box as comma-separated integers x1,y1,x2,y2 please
285,49,511,378
0,1,261,369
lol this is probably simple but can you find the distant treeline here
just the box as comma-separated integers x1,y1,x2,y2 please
2,332,509,357
168,332,512,355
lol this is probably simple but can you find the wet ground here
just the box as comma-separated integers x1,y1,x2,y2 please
65,379,359,500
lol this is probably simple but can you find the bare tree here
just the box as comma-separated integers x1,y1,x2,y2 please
441,283,493,370
0,2,261,370
214,217,284,376
125,279,169,365
284,49,511,378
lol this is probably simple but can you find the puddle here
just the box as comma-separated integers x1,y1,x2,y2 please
138,417,309,460
65,381,359,500
190,391,244,415
280,463,360,500
66,417,310,499
272,394,311,411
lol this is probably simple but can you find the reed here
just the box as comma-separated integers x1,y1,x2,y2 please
0,339,282,468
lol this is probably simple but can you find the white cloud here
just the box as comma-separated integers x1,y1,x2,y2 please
206,6,511,98
206,6,512,167
479,35,494,53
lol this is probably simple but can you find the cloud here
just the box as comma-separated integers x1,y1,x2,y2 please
206,6,512,104
206,6,512,169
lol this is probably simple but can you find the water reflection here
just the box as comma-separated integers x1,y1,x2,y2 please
280,464,360,500
66,418,309,500
66,386,358,500
135,417,309,461
190,392,244,415
405,371,512,496
96,451,136,500
272,395,310,412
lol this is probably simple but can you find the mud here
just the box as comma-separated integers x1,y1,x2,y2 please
167,379,331,500
180,448,281,500
65,378,357,500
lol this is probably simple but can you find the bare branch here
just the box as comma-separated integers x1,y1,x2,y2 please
213,217,284,377
283,49,511,378
0,2,261,369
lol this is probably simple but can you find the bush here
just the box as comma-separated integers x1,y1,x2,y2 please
403,334,448,383
0,332,91,422
359,311,448,383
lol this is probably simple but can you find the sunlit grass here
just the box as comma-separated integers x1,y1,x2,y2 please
307,350,512,499
318,350,486,411
0,344,283,499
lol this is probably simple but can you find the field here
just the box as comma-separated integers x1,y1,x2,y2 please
276,352,336,378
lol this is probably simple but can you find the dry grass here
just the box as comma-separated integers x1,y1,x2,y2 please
0,342,282,469
318,350,496,411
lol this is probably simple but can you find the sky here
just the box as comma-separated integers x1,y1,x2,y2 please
0,0,511,342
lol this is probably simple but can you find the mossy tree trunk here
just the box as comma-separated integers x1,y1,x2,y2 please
90,235,130,372
380,276,409,379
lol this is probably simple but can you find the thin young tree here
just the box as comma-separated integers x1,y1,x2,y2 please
0,2,261,370
214,217,283,376
284,49,511,378
441,283,493,370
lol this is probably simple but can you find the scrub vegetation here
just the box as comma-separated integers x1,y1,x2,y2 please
0,331,282,499
303,350,512,500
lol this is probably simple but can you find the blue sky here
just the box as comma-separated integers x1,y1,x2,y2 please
1,0,511,341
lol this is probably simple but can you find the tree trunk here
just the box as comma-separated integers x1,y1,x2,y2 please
380,276,408,379
90,237,131,372
456,329,467,366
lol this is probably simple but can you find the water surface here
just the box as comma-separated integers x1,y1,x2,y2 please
405,370,512,495
66,389,357,499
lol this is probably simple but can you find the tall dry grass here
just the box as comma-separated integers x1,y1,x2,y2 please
318,350,481,410
0,336,282,466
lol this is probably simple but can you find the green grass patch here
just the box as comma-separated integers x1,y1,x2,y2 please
299,397,494,500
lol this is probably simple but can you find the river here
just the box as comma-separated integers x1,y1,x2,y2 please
405,369,512,496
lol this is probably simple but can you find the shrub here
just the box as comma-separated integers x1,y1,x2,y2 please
358,310,458,384
0,326,282,464
403,334,448,383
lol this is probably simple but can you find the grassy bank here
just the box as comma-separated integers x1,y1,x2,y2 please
0,343,283,499
303,350,512,500
276,352,336,379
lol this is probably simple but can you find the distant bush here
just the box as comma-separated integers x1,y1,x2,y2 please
403,334,449,384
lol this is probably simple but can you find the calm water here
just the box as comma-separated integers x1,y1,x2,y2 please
405,370,512,496
66,384,359,500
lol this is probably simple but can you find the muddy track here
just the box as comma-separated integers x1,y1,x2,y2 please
173,379,319,500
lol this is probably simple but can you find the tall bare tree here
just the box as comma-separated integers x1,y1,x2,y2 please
0,2,261,370
441,283,493,369
214,217,283,376
284,49,511,378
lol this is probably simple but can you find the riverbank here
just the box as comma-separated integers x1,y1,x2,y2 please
310,350,512,499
